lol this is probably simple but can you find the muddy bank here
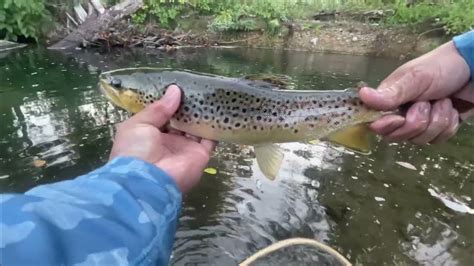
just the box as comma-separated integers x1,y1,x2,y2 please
211,20,448,59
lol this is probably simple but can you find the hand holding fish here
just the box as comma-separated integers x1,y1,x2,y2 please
360,41,473,144
109,85,217,193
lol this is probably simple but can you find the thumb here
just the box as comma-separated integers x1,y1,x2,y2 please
129,85,182,128
359,70,431,111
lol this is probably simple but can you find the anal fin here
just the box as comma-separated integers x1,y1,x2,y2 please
325,124,372,154
254,144,284,180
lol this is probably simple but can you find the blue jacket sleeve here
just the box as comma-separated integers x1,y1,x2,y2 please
453,30,474,80
0,156,182,266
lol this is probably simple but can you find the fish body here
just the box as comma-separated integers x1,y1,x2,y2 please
99,68,385,179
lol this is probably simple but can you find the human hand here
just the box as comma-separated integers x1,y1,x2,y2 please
109,85,217,193
359,41,473,144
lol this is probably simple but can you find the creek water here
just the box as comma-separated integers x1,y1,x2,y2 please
0,47,472,265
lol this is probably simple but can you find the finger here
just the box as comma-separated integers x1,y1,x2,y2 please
369,115,405,135
185,133,201,142
432,109,459,144
200,139,217,153
359,69,431,110
386,102,431,141
126,85,182,128
410,99,452,144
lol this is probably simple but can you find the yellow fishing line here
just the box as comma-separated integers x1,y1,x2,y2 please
239,237,352,266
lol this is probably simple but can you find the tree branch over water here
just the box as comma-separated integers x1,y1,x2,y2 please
49,0,143,50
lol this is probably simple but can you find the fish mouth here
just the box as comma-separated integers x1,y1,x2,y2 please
99,79,144,113
99,79,125,108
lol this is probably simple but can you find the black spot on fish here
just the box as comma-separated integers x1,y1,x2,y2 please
234,123,241,128
199,100,204,105
256,116,262,121
272,112,278,117
284,123,289,128
216,106,221,111
242,108,247,113
253,125,258,130
294,129,298,134
223,117,229,123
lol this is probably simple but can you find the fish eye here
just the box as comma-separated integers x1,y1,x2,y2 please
110,78,122,88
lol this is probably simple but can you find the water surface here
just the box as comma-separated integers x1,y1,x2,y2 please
0,47,472,265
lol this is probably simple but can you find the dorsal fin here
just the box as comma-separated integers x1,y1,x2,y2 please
241,73,295,90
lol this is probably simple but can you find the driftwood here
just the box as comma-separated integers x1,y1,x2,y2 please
49,0,143,50
0,40,27,52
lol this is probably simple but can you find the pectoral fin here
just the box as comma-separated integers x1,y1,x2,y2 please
254,144,284,180
326,124,372,154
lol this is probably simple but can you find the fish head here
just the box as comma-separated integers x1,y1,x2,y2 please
99,68,170,113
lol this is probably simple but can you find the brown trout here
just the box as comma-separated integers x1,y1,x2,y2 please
99,68,386,179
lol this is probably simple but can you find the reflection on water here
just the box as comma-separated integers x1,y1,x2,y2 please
0,47,472,265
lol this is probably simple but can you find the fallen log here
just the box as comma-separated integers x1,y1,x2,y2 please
49,0,143,50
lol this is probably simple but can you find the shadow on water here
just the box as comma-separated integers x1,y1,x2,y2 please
0,47,472,265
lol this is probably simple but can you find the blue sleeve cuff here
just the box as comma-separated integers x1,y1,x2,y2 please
1,156,182,266
453,30,474,81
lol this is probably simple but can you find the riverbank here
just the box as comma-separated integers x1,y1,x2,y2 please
61,12,449,60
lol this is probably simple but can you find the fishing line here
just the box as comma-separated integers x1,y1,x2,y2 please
239,237,352,266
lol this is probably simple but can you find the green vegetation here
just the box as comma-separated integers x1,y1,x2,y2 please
0,0,472,42
132,0,473,34
0,0,51,41
387,0,474,34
